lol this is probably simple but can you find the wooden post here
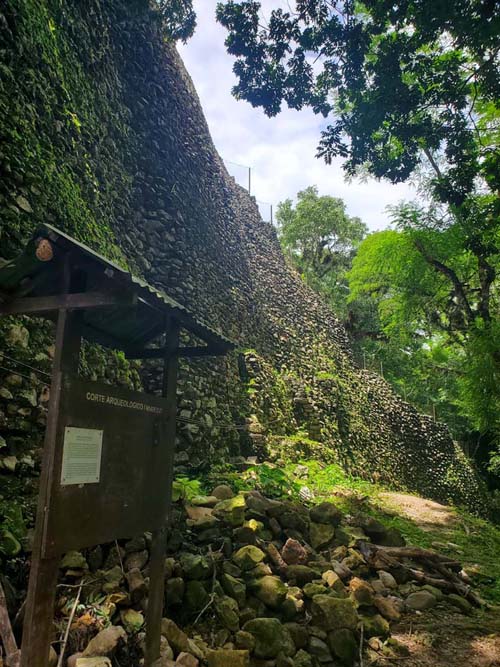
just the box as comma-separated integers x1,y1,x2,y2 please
0,579,20,667
144,317,180,667
21,261,82,667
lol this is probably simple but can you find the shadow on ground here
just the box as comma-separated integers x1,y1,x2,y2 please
388,607,500,667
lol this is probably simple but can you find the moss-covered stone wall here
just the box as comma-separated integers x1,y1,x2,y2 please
0,0,487,516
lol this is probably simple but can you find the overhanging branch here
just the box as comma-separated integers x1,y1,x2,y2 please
413,239,475,324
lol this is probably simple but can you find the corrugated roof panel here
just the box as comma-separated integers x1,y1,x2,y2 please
0,224,234,352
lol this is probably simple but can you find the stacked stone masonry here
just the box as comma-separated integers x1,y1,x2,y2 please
0,1,485,514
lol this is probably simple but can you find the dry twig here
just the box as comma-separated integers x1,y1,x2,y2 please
359,621,364,667
56,582,83,667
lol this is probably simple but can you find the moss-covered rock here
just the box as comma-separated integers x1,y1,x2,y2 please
328,628,358,665
215,595,240,631
311,595,358,631
309,503,343,526
243,618,295,658
248,575,287,609
221,573,246,607
233,546,266,571
359,613,390,638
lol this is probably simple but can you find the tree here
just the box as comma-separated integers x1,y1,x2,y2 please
348,217,500,483
158,0,196,42
276,186,367,315
216,1,500,206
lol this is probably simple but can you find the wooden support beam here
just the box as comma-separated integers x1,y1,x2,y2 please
0,290,136,316
0,579,20,667
20,260,83,667
144,317,180,667
125,345,229,360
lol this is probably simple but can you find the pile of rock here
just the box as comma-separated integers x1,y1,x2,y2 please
57,485,479,667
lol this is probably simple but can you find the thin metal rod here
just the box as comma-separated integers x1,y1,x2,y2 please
0,365,43,384
125,344,232,360
0,353,51,378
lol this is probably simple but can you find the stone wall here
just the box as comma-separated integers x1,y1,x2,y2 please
0,0,486,516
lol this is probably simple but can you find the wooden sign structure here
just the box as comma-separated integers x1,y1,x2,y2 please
0,225,234,667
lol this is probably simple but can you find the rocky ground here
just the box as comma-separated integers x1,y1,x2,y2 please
3,481,495,667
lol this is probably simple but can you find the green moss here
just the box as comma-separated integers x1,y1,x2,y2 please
0,1,134,264
292,459,500,604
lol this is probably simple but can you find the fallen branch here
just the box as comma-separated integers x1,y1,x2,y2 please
358,542,482,607
372,545,462,570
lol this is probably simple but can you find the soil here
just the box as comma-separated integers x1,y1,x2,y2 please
384,607,500,667
371,491,500,666
379,491,459,531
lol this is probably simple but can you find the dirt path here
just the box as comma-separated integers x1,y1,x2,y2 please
366,492,500,665
386,608,500,667
379,491,459,530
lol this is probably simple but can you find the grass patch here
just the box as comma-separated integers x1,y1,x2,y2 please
202,459,500,603
293,460,500,604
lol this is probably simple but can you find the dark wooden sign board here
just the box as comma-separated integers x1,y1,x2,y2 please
43,378,171,557
0,225,234,667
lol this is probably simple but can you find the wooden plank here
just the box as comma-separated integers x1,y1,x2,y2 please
0,290,136,316
0,579,20,667
20,261,83,667
144,317,180,667
125,344,229,360
41,379,170,558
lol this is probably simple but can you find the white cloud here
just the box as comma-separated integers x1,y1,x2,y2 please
178,1,415,230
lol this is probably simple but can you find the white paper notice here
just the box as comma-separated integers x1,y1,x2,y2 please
60,427,103,486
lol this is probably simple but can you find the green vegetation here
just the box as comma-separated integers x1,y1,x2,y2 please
200,460,500,603
277,186,367,317
216,0,499,205
349,218,499,483
172,476,204,502
215,0,500,492
158,0,196,42
0,499,26,557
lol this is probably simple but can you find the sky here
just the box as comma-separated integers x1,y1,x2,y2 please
178,1,416,231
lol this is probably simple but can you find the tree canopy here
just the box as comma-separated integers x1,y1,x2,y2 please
276,185,499,485
216,0,500,205
349,210,500,482
277,186,367,315
158,0,196,41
